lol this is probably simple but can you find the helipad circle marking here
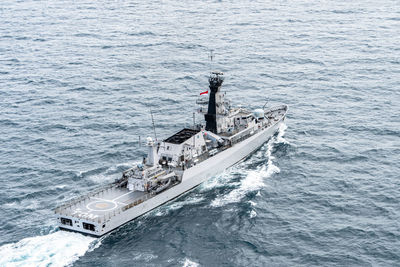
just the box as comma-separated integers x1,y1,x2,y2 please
86,200,117,212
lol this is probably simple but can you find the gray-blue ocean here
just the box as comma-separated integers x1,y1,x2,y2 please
0,0,399,266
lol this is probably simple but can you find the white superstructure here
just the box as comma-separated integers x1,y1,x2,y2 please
54,72,288,236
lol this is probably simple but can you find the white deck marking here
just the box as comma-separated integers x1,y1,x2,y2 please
112,191,133,201
86,200,117,212
91,197,126,206
91,197,107,201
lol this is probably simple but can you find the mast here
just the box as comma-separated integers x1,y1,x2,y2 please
150,108,157,141
205,71,224,133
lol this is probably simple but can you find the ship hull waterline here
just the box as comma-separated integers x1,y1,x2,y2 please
57,114,286,237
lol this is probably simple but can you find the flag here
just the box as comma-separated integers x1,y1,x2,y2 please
200,90,208,95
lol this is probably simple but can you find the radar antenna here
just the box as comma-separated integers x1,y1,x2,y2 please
150,108,157,141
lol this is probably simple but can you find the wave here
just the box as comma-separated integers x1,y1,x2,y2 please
249,210,257,218
154,195,205,217
78,161,138,184
0,125,287,267
210,124,286,207
199,168,241,193
276,123,290,144
210,159,278,207
0,231,99,267
152,125,288,214
182,258,199,267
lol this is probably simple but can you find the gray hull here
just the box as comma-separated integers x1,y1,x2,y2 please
56,108,286,236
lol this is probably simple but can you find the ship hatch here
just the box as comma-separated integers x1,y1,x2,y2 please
83,222,95,231
60,218,72,226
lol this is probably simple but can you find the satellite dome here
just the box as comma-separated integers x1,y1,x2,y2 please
253,109,264,119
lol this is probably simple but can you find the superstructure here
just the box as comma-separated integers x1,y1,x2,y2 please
55,71,288,236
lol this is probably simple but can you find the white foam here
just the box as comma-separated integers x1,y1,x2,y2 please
199,167,241,193
210,167,267,207
168,196,205,210
265,140,280,176
83,161,140,184
276,123,289,144
4,201,18,208
155,195,205,217
249,210,257,218
249,200,257,206
0,231,97,267
182,258,199,267
131,252,158,262
88,173,118,183
211,137,280,208
106,161,137,174
200,128,283,197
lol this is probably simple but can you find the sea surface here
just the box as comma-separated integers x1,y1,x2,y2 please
0,0,399,266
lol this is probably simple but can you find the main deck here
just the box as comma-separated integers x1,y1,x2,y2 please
55,105,288,236
55,185,149,226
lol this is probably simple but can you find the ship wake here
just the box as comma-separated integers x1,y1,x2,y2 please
0,231,100,267
210,123,287,207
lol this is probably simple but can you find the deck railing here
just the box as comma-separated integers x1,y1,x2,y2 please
54,184,156,224
100,192,154,223
54,184,116,221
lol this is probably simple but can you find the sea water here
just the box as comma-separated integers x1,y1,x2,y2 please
0,0,399,266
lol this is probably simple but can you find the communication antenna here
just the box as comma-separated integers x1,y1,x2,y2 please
150,108,158,141
208,49,214,73
193,112,196,129
263,98,269,110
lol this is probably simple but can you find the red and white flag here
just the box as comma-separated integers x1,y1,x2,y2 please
200,90,208,95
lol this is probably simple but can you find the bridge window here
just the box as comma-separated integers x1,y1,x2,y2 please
60,218,72,226
83,222,95,231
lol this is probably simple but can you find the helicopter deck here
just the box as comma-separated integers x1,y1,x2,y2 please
56,186,146,225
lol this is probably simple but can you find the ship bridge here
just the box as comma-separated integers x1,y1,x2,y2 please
163,128,199,144
158,128,206,167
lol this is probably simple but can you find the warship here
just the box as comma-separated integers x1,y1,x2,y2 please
55,71,288,236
